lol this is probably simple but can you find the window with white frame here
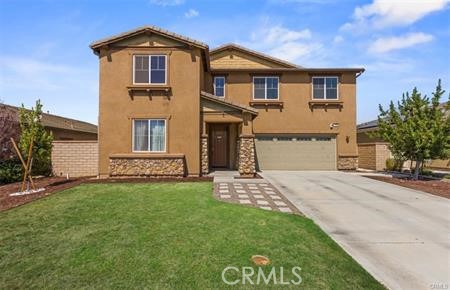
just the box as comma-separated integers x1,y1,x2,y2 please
133,119,166,152
213,76,225,97
253,77,279,100
133,55,166,84
312,76,338,100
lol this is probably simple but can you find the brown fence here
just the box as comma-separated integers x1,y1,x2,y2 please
52,141,98,177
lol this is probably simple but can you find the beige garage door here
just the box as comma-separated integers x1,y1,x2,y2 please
255,135,336,170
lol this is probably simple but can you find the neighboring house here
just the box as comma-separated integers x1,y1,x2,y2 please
0,104,97,160
357,103,450,171
90,25,364,177
357,120,392,171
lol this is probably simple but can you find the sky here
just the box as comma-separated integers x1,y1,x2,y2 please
0,0,449,125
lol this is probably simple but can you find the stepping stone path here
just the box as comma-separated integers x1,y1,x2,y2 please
214,181,299,214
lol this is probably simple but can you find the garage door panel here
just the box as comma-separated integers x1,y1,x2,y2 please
255,136,336,170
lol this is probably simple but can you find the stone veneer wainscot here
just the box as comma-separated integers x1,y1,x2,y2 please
238,136,256,177
109,154,185,177
337,155,358,170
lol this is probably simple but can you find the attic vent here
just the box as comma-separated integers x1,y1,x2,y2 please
230,54,234,59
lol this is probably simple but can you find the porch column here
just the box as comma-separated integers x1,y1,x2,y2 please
238,135,256,177
238,112,256,177
200,121,209,175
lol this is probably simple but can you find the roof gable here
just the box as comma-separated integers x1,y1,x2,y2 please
209,44,300,69
90,25,208,53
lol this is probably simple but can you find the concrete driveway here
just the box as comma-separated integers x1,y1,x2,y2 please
261,171,450,290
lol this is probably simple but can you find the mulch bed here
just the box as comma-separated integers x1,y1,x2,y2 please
0,177,86,212
0,176,214,212
365,175,450,199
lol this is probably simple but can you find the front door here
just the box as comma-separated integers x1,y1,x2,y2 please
211,124,228,168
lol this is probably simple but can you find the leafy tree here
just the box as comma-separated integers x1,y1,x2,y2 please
0,104,20,160
18,100,54,176
376,80,450,180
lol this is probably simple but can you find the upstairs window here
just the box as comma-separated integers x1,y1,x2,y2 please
312,77,338,100
133,119,166,152
253,77,279,100
133,55,166,84
213,76,225,97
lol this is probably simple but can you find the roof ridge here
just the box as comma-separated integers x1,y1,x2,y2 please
0,103,97,133
210,43,303,69
90,25,209,50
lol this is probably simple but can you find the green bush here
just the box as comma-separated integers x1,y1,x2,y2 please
420,168,433,176
443,174,450,179
0,159,23,184
385,158,403,171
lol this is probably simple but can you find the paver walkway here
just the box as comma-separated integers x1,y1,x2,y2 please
213,181,300,214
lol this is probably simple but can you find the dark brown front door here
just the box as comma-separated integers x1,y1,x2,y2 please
211,124,228,167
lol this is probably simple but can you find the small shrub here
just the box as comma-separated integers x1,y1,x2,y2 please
444,174,450,179
385,158,403,171
420,168,433,176
0,158,23,184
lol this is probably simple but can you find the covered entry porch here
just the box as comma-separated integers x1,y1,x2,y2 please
200,91,258,176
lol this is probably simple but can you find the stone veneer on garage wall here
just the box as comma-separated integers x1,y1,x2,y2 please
238,136,256,176
337,156,358,170
109,154,185,177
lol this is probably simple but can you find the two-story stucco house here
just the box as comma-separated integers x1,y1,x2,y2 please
90,25,364,177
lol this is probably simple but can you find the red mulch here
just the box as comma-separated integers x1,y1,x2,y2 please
0,177,85,212
0,176,214,212
365,176,450,199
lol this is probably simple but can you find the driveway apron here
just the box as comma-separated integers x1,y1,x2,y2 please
261,171,450,290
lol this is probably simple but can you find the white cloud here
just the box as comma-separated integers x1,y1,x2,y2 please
149,0,184,6
0,56,94,91
333,35,344,44
341,0,449,31
244,25,323,65
369,32,434,53
261,26,311,44
269,41,322,62
184,9,199,19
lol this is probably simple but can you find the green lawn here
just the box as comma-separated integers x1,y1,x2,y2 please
0,182,384,289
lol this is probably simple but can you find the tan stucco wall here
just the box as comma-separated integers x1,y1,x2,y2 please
205,71,358,158
210,50,285,69
97,46,202,177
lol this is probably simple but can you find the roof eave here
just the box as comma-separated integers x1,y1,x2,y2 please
210,67,365,73
200,91,258,115
90,26,209,55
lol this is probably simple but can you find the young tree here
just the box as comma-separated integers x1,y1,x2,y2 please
18,100,54,176
376,80,450,180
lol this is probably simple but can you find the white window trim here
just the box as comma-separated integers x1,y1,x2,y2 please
132,55,167,85
132,119,167,153
311,76,339,100
213,76,226,98
252,76,280,100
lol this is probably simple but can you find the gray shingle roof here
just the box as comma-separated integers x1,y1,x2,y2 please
0,104,97,134
357,119,379,130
